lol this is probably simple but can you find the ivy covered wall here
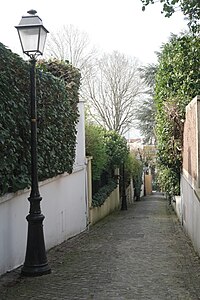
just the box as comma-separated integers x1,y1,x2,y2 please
155,34,200,196
0,43,81,196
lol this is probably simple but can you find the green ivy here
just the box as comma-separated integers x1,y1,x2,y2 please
0,43,80,196
85,124,108,180
156,165,180,199
155,34,200,196
92,179,117,207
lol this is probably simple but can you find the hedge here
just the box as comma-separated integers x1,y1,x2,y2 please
92,179,117,207
0,43,80,196
155,34,200,196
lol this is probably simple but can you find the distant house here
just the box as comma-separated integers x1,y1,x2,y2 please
127,138,143,151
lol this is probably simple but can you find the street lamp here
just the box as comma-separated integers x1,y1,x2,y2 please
15,10,51,276
121,161,127,210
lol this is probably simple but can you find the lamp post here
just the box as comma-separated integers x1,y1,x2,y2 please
121,161,127,210
15,10,51,276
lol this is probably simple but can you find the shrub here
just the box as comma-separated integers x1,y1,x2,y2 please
155,33,200,196
85,124,108,181
92,179,117,207
156,165,180,200
104,130,129,168
85,124,131,206
0,43,80,196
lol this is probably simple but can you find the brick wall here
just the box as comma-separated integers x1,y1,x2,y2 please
183,96,200,187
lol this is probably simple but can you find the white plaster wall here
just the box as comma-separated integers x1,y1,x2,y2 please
74,100,85,167
89,186,120,225
181,174,200,255
0,100,87,275
126,180,134,205
0,168,87,276
0,191,28,275
42,168,87,250
172,196,182,224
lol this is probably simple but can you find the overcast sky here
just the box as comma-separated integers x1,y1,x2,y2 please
1,0,188,64
1,0,188,138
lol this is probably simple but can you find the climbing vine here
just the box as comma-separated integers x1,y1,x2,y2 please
0,43,80,196
155,34,200,196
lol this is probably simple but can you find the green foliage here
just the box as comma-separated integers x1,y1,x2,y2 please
155,34,200,195
156,165,180,198
92,179,117,207
37,59,80,111
85,124,108,180
0,44,30,194
86,126,144,206
85,124,130,207
141,0,200,33
104,130,129,167
156,35,200,108
136,97,156,144
139,64,157,89
0,43,80,196
85,125,129,181
136,64,157,143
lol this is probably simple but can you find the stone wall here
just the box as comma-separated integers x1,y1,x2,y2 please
182,96,200,187
180,96,200,256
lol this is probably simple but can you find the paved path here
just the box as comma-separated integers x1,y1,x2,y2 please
1,193,200,299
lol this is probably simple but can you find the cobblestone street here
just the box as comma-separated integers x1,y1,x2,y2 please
1,193,200,300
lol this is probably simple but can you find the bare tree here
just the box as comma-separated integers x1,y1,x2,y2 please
46,28,146,134
45,24,97,81
84,51,145,135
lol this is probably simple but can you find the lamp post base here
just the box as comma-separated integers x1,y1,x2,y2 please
121,196,127,210
21,263,51,277
21,212,51,277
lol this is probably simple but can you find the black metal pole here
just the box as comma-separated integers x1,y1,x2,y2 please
21,58,51,276
121,162,127,210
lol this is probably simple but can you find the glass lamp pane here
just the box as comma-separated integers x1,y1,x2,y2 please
19,27,40,53
38,27,48,54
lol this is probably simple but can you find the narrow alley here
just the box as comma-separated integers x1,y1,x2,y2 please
1,193,200,300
